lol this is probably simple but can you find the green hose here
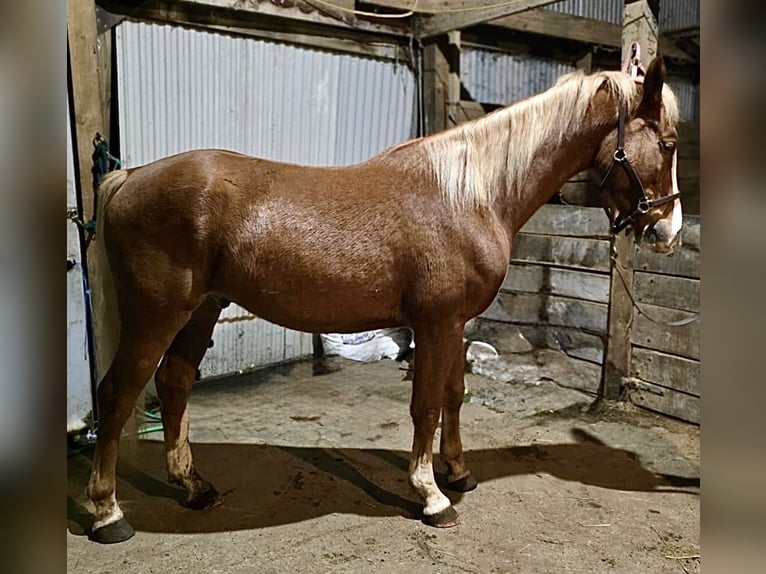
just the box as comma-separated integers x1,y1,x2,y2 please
135,425,164,436
135,406,163,421
67,425,164,458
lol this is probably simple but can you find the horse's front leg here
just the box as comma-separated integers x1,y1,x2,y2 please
409,322,464,527
440,329,478,492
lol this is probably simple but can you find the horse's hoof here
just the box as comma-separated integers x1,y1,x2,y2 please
187,487,224,510
446,474,478,492
422,506,460,528
312,359,341,376
90,517,135,544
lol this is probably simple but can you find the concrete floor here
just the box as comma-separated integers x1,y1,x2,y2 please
67,353,699,573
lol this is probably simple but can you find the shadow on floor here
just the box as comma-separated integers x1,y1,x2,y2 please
67,427,698,537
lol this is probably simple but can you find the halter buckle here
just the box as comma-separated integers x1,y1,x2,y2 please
637,199,651,214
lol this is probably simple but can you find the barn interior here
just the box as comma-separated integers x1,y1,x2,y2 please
67,1,700,572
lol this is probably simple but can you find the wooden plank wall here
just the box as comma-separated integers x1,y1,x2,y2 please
477,206,701,422
479,205,612,393
628,216,700,423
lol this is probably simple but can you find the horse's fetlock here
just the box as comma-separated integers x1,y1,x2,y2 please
86,481,113,504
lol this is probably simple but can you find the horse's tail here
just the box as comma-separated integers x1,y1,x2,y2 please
91,169,130,381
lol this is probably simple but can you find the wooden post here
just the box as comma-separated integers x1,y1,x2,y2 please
68,0,122,423
622,1,659,62
96,31,113,142
446,31,461,128
599,1,658,400
422,37,449,135
576,50,592,74
68,0,107,224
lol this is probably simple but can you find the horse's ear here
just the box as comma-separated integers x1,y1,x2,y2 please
637,56,666,120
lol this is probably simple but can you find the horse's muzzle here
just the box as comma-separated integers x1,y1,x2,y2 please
646,218,681,255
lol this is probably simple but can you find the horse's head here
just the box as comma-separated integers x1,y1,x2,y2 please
595,57,683,253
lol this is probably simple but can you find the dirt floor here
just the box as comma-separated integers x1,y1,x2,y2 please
67,352,700,573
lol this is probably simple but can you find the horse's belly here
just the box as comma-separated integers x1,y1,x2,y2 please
216,263,405,333
233,291,403,333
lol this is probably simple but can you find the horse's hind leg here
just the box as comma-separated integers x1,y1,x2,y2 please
408,321,464,528
87,308,195,544
154,296,222,509
312,333,341,375
440,332,478,492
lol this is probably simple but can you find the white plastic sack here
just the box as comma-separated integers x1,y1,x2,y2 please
321,328,412,362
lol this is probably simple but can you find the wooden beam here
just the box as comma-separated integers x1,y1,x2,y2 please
99,0,407,38
599,0,657,402
493,8,618,47
416,0,560,38
303,0,356,25
199,22,408,61
100,0,691,63
487,7,689,60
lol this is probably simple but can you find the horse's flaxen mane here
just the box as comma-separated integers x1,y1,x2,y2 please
418,70,679,209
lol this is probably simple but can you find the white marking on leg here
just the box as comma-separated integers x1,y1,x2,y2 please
92,494,124,530
410,454,451,516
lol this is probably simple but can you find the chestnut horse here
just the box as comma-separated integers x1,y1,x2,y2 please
86,58,682,543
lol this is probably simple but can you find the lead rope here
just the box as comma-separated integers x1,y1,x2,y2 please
610,245,700,327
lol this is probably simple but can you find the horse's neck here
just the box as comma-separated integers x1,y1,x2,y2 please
495,97,615,237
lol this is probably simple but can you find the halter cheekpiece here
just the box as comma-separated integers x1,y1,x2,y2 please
599,44,681,234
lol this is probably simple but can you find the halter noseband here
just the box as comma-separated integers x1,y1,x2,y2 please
599,98,681,235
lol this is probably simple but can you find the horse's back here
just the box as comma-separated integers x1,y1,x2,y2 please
101,148,510,330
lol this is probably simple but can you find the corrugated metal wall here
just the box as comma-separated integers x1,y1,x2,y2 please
667,77,698,123
544,0,622,24
116,21,416,378
545,0,700,30
461,48,575,105
463,47,697,123
659,0,700,31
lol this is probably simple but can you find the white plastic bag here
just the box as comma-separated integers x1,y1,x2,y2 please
321,328,412,362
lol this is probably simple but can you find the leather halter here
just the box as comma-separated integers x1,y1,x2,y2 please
599,99,681,234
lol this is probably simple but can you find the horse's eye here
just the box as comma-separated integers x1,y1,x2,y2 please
660,140,676,152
